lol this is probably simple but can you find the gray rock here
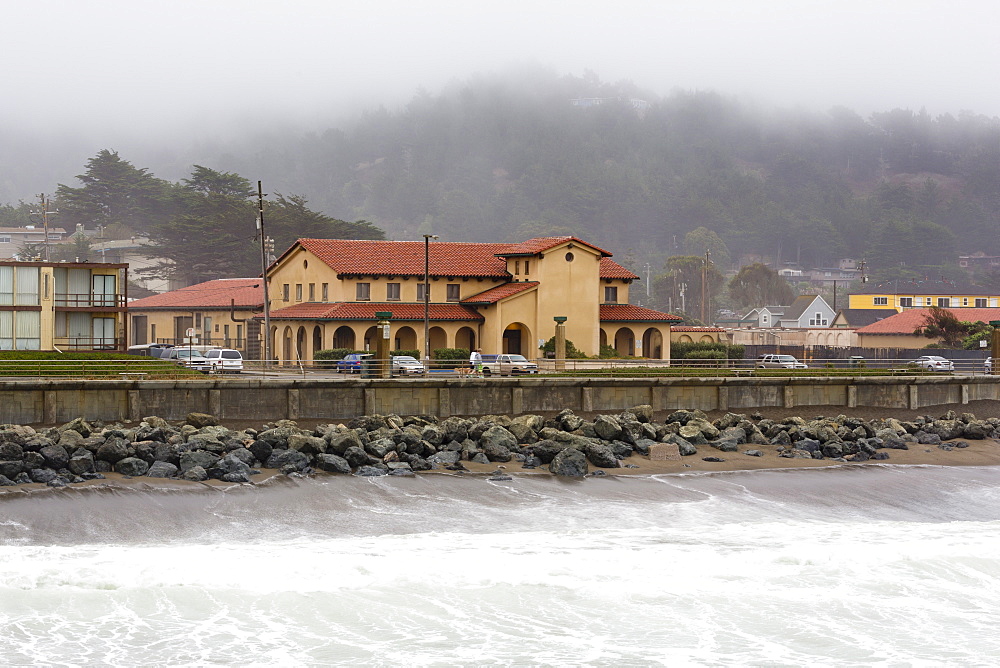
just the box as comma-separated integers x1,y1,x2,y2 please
582,441,619,468
507,422,538,444
30,468,59,484
341,446,375,469
288,434,327,455
67,448,95,475
743,450,764,457
549,448,588,477
428,450,461,465
181,465,208,481
355,465,388,477
115,457,150,476
185,412,218,429
556,409,584,432
480,425,516,462
96,437,130,464
712,440,739,452
146,461,179,478
593,415,623,441
180,450,221,473
629,405,654,423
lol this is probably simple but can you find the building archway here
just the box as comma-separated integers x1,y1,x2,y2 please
700,335,714,343
362,326,377,352
394,325,417,352
614,327,635,356
281,326,293,364
295,326,307,362
599,328,608,350
312,325,323,358
429,326,448,355
502,322,532,355
333,325,355,350
455,326,476,352
642,327,663,359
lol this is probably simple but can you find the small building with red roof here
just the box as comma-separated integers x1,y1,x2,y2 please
128,278,264,353
260,236,681,362
854,307,1000,348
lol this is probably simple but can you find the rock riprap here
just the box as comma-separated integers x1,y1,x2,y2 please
0,407,993,487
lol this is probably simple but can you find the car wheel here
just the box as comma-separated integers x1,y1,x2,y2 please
483,368,491,376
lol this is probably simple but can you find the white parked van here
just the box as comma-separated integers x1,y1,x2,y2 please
205,348,243,374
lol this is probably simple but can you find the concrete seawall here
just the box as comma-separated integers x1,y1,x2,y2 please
3,375,999,425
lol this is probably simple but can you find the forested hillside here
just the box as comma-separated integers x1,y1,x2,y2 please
4,69,1000,298
222,69,1000,281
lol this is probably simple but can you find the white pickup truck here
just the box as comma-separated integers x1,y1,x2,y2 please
481,354,539,376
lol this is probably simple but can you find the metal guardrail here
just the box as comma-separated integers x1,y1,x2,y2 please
0,356,994,379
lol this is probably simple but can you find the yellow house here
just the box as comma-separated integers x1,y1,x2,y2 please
262,236,681,362
1,261,127,351
127,278,265,355
849,279,998,311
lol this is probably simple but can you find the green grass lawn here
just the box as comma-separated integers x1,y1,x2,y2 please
0,352,203,378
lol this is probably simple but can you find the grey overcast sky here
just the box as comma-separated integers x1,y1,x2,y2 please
5,0,1000,142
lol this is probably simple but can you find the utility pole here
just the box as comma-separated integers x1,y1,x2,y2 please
701,248,711,323
422,234,439,369
256,181,272,367
35,194,57,261
645,263,651,298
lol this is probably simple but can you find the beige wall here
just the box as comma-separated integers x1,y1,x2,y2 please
130,308,254,348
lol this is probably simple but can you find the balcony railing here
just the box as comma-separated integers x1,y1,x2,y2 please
54,293,126,308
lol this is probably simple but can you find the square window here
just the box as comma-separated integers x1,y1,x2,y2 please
308,283,315,301
387,283,401,301
938,298,950,307
604,286,618,303
976,298,987,307
282,284,290,301
356,283,371,301
873,297,888,306
446,284,460,302
322,283,329,302
295,284,302,302
417,284,430,301
900,297,913,307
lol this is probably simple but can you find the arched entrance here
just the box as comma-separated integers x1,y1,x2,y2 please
269,326,278,362
312,325,323,358
429,326,447,355
502,322,532,355
394,326,417,352
599,328,608,350
642,328,663,359
333,325,355,350
282,326,293,364
455,326,476,352
614,327,635,356
295,326,307,362
362,326,378,351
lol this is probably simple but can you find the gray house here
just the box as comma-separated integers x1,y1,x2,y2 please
778,295,836,328
740,305,786,328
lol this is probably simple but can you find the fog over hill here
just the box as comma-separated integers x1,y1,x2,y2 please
4,0,1000,298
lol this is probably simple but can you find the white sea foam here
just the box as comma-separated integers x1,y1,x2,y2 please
2,467,1000,665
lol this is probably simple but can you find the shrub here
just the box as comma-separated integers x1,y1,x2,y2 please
539,336,589,358
598,344,619,358
683,350,727,360
433,347,470,360
671,341,743,361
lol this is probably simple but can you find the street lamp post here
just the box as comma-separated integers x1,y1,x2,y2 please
423,234,439,371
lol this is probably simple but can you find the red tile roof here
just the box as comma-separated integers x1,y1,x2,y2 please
600,257,639,280
855,307,1000,334
128,279,263,309
285,238,637,280
498,236,613,257
462,281,539,304
672,326,726,332
600,304,683,322
265,302,484,321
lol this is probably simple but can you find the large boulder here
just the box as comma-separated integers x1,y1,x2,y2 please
185,412,218,429
0,442,24,461
179,450,221,473
315,453,352,474
556,409,584,432
629,405,654,423
266,448,311,473
343,446,377,469
96,437,130,464
146,461,179,478
115,457,150,476
549,448,588,477
593,415,623,442
480,425,516,462
288,434,327,456
582,441,619,468
67,448,95,475
326,430,364,456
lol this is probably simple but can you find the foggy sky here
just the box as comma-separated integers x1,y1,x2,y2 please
5,0,1000,185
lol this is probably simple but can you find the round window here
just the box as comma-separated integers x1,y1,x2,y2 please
303,259,309,269
565,252,574,262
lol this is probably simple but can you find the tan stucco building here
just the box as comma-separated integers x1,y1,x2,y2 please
1,261,127,351
127,278,265,354
262,236,680,363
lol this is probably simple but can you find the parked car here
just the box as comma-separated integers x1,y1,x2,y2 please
126,343,174,357
756,354,808,369
480,354,539,376
912,355,954,372
163,347,210,372
205,348,243,374
337,353,373,373
391,355,426,375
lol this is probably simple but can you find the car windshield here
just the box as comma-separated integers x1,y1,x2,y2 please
775,356,796,361
174,350,205,359
506,355,528,362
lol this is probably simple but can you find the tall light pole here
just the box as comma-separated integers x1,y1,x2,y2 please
423,234,439,368
256,181,271,366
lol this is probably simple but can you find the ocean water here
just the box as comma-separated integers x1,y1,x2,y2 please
2,466,1000,666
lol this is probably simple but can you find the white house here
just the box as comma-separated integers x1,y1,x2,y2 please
741,305,785,328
